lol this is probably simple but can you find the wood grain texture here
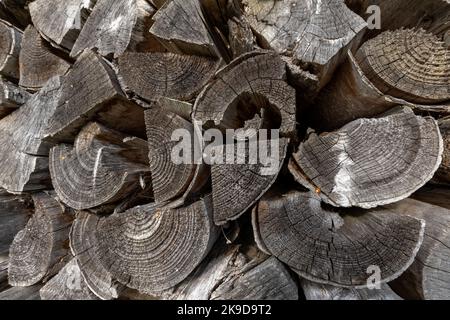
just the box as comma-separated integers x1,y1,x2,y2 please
412,185,450,210
290,107,443,209
0,284,41,300
435,119,450,184
0,19,22,80
0,78,30,119
252,190,425,288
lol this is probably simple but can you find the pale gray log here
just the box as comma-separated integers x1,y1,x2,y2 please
0,78,30,118
0,19,22,80
434,119,450,184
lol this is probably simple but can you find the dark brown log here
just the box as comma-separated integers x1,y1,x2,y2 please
290,107,443,209
149,0,218,57
8,192,73,287
412,185,450,210
385,199,450,300
0,78,30,119
71,0,156,58
434,118,450,184
0,19,22,80
0,284,42,300
0,0,31,29
30,0,96,50
19,26,71,91
118,52,219,103
71,197,219,296
40,258,98,300
252,190,425,288
242,0,367,87
227,16,256,59
0,77,62,193
44,50,145,143
301,279,402,300
50,122,151,210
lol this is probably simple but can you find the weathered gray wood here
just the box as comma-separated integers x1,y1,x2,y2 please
290,107,443,209
386,199,450,300
0,258,7,291
50,122,150,210
40,258,98,300
0,78,30,118
149,0,218,57
19,26,71,91
252,190,425,288
227,16,256,59
30,0,96,50
71,197,219,296
0,19,22,80
412,185,450,210
118,52,219,102
71,0,156,58
44,50,145,143
243,0,367,87
434,119,450,184
8,192,73,287
0,284,41,300
0,77,62,193
301,279,402,300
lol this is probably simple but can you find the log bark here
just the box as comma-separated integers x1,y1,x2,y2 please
252,190,425,288
71,197,219,297
71,0,156,58
0,78,30,119
290,107,443,209
0,76,62,193
50,122,150,210
19,26,71,91
29,0,96,50
0,19,22,80
301,279,402,300
8,192,73,287
242,0,367,88
40,258,98,300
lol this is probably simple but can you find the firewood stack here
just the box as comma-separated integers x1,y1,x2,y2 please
0,0,449,300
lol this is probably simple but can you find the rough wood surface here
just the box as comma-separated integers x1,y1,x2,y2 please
290,107,443,209
19,26,71,90
412,186,450,210
0,284,41,300
435,119,450,184
71,0,156,58
0,19,22,80
0,78,30,118
252,190,425,288
8,193,72,287
50,122,150,210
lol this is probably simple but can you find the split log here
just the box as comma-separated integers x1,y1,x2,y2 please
50,122,151,210
434,119,450,184
44,50,145,143
71,0,156,58
118,52,219,103
227,17,256,59
149,0,218,57
290,107,443,209
0,284,41,300
40,258,98,300
412,185,450,210
30,0,96,50
242,0,367,87
386,199,450,300
0,77,62,193
145,108,208,204
0,78,30,118
301,279,402,300
71,197,219,296
8,193,73,287
0,19,22,80
0,0,31,29
355,29,450,105
252,190,425,288
19,26,71,91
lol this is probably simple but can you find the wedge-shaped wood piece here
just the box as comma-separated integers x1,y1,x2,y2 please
30,0,96,49
8,193,73,287
71,197,218,295
0,78,30,119
50,122,150,210
145,108,207,204
355,29,450,104
149,0,217,57
0,19,22,80
252,190,425,288
19,26,71,91
0,77,62,193
301,279,402,300
119,52,219,102
434,119,450,184
71,0,155,58
243,0,366,87
40,258,98,300
290,107,443,209
193,52,296,136
44,50,145,142
387,199,450,300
